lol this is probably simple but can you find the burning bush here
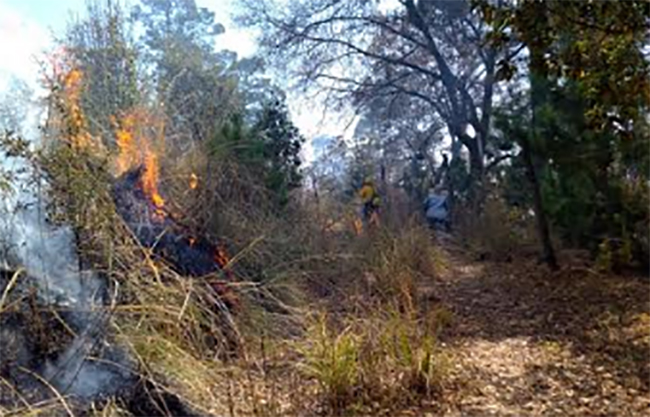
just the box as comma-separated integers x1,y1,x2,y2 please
0,61,249,414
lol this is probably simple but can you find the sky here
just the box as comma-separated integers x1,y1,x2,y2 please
0,0,257,87
0,0,354,157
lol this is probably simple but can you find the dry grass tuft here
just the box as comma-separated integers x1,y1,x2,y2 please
456,195,538,261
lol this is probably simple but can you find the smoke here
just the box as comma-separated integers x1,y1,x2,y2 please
43,318,130,399
0,182,130,400
0,79,132,404
13,202,100,306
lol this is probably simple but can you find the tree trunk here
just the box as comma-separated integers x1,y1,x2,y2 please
525,0,558,270
465,135,485,213
521,137,558,269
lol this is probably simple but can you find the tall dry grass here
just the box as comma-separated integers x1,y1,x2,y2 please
0,67,453,416
455,193,539,261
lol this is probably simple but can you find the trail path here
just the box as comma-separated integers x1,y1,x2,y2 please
426,242,649,416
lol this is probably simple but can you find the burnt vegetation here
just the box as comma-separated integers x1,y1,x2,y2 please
0,0,648,416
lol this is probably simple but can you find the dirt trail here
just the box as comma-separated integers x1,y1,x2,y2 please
427,243,650,416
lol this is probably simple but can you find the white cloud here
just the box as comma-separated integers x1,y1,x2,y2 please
0,2,50,90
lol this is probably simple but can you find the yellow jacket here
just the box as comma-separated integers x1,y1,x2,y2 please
359,184,378,205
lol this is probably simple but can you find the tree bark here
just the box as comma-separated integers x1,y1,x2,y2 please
521,136,558,269
523,0,558,270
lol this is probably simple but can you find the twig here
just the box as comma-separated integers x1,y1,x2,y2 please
0,268,23,313
177,280,193,322
18,367,75,417
0,376,32,410
224,235,266,270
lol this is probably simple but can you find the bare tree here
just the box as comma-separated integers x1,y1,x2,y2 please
239,0,521,195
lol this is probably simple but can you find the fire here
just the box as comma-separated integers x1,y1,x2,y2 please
214,244,230,269
114,113,138,175
60,67,93,149
189,173,199,190
142,148,165,212
113,108,166,216
48,52,170,220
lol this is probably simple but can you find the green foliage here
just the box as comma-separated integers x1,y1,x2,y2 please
134,0,239,144
540,83,648,262
299,315,360,413
298,307,447,415
252,98,304,202
496,86,649,265
484,0,650,267
210,97,304,208
133,0,224,66
596,239,613,272
381,312,441,396
64,0,140,143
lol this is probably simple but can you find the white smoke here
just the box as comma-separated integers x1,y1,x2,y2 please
43,321,124,399
11,197,102,307
0,74,130,402
0,177,128,399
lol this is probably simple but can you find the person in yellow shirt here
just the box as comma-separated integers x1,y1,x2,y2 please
358,177,380,227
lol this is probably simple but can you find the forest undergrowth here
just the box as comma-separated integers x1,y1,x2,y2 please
1,124,647,416
0,0,648,415
0,107,455,416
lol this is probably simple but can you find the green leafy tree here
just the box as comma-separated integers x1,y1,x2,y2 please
133,0,239,146
210,97,304,208
251,98,304,206
483,0,650,267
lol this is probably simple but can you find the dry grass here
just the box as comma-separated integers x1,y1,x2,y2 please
297,307,450,416
0,69,452,417
1,149,451,415
456,195,539,261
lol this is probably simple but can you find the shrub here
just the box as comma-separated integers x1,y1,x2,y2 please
297,307,448,415
362,220,441,312
457,194,537,260
299,314,360,414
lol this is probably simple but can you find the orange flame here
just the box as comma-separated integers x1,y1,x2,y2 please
50,51,167,216
142,148,165,213
114,113,138,175
61,67,93,148
189,173,199,190
112,108,166,216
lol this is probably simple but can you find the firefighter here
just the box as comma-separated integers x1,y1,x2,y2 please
358,177,381,228
424,187,450,231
